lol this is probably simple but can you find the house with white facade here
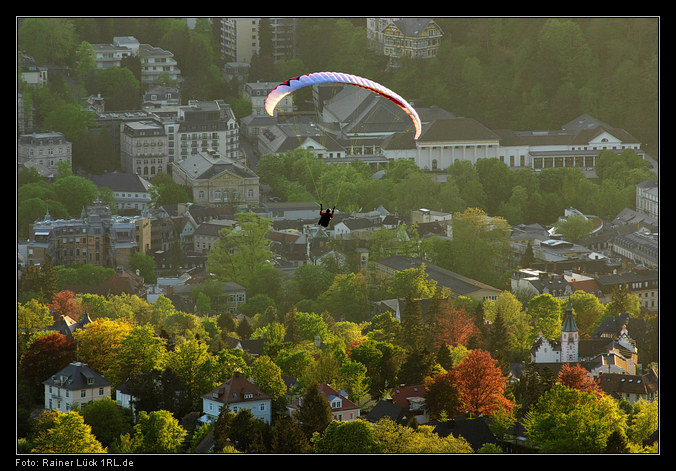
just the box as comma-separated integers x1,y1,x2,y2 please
200,372,272,424
42,362,112,413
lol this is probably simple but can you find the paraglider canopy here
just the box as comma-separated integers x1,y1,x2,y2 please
265,72,422,140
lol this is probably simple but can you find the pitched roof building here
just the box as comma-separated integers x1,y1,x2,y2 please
42,362,112,412
200,372,272,424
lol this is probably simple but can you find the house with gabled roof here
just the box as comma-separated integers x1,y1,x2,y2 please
42,362,112,412
287,383,360,423
200,372,272,424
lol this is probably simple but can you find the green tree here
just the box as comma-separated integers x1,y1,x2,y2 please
320,272,370,322
628,398,658,447
207,213,273,287
524,383,626,453
446,207,511,286
51,175,99,217
128,410,186,453
312,419,378,453
108,325,167,387
32,410,106,453
386,264,437,299
165,338,221,404
294,383,334,439
527,294,563,340
80,397,133,448
372,418,473,453
251,355,287,400
129,251,157,284
553,214,595,242
271,414,312,453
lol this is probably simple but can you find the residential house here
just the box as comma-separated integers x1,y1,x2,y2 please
171,150,259,208
598,369,658,404
333,217,379,239
596,268,658,312
89,172,153,214
391,384,429,424
42,362,112,413
143,85,181,109
366,400,414,426
193,219,237,254
510,269,573,299
261,201,320,221
609,228,658,268
373,256,501,303
432,413,499,452
17,131,72,179
161,278,246,314
45,313,92,338
288,383,360,423
200,372,272,424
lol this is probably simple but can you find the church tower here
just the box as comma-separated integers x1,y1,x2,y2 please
560,298,579,362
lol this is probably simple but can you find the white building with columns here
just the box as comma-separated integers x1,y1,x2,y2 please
383,113,644,172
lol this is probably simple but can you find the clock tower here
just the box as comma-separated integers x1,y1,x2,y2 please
560,298,579,363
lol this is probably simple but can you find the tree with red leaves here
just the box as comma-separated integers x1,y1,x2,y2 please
48,290,83,321
453,349,513,416
431,302,479,349
19,333,76,393
557,363,605,396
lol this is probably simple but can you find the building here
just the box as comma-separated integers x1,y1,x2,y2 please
598,369,658,404
42,362,112,412
193,219,237,253
243,81,293,117
287,383,360,422
261,201,320,221
200,372,272,424
143,85,181,109
88,172,154,214
378,18,443,67
220,18,297,64
636,180,658,219
415,118,501,171
17,132,72,179
171,150,259,208
119,118,169,177
175,100,240,162
19,53,48,87
27,201,151,269
373,256,502,303
494,114,644,171
596,268,659,312
530,300,639,377
92,37,182,86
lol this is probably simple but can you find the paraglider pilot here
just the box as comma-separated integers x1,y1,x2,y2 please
318,204,335,227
